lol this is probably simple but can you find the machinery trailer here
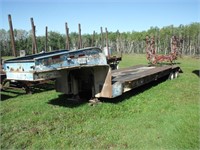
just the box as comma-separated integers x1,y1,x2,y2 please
3,47,181,99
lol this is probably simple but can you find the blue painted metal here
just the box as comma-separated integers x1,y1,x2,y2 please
4,47,108,81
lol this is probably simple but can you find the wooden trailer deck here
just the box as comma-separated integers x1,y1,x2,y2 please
112,65,172,82
109,65,181,98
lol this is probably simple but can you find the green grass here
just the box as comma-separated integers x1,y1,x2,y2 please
1,54,200,149
1,56,14,60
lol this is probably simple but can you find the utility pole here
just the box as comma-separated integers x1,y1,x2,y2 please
8,14,16,57
65,22,70,49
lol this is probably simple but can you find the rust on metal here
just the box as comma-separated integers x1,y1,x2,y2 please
8,14,16,57
98,68,112,98
145,35,178,64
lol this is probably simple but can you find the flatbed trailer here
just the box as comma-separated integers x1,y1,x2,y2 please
110,65,180,97
3,47,181,99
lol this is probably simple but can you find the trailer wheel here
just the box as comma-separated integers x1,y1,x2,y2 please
174,71,179,78
169,72,174,80
116,64,119,70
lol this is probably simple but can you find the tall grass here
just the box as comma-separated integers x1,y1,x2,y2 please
1,54,199,149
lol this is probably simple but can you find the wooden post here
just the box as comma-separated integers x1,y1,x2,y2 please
34,25,37,53
117,30,122,57
100,27,104,49
116,30,120,52
91,30,95,47
30,18,37,54
65,22,70,49
78,23,82,49
8,14,16,57
45,26,48,52
105,27,110,58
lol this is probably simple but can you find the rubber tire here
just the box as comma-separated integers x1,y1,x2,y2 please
169,72,174,80
174,71,179,78
116,65,119,70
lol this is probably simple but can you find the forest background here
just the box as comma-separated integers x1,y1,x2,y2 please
0,22,199,57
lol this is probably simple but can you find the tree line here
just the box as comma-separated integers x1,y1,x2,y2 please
0,22,199,57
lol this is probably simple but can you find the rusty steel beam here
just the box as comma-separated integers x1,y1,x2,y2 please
45,26,48,52
78,23,82,49
30,18,37,54
65,22,70,50
8,14,16,57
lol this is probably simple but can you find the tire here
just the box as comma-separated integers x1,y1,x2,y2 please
174,71,179,78
169,72,174,80
116,65,119,70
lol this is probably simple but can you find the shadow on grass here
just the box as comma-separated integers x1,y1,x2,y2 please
192,70,200,77
0,82,55,101
29,83,55,94
48,76,169,107
47,94,87,108
1,93,16,101
0,89,26,101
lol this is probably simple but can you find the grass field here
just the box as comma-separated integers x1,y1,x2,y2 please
1,54,200,149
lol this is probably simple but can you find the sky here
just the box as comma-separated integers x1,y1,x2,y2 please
1,0,200,36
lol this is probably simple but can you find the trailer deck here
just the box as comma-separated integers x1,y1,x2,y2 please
110,65,180,97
